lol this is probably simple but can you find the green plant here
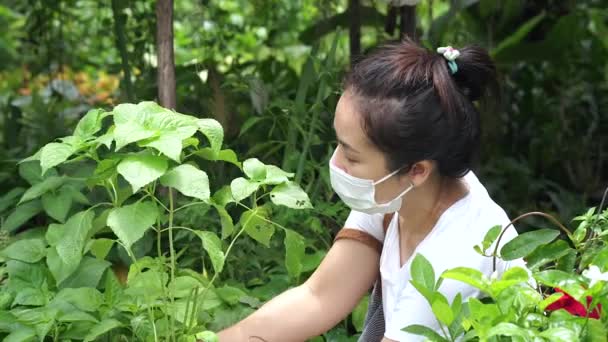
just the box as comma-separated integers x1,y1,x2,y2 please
405,206,608,341
0,101,312,341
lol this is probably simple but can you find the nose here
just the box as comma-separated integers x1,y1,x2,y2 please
332,148,348,173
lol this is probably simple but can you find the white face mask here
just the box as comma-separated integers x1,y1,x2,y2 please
329,149,414,214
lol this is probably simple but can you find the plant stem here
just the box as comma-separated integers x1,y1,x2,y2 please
168,188,176,342
492,211,575,272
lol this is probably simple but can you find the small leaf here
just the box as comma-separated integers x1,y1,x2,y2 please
194,231,225,274
74,109,108,138
284,229,305,278
40,142,76,174
214,205,234,239
270,181,312,209
19,161,44,185
243,158,267,180
0,238,46,263
500,228,560,260
47,247,80,285
230,177,261,202
160,164,210,201
402,324,448,341
2,200,43,232
197,118,224,153
107,201,158,250
411,254,436,291
117,153,168,193
0,187,25,212
481,225,502,252
19,176,65,204
195,331,219,342
240,207,274,247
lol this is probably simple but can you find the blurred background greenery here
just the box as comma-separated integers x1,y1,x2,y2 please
0,0,607,339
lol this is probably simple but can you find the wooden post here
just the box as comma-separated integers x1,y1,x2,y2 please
156,0,176,109
400,4,417,40
349,0,361,65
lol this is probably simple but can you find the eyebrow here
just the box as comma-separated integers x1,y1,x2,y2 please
337,138,360,154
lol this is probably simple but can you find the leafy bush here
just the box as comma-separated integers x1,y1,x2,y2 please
405,208,608,341
0,101,312,341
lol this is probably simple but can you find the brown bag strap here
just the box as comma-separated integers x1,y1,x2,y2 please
382,213,394,234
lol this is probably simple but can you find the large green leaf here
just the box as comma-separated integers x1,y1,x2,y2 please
107,201,158,250
46,211,95,284
240,207,274,247
160,164,210,201
534,270,585,300
41,187,73,222
53,288,103,312
0,187,25,213
83,319,122,342
194,148,241,168
197,118,224,153
432,295,454,326
74,109,108,139
0,238,46,263
270,181,312,209
230,177,261,202
19,176,65,204
194,231,225,274
117,153,168,193
243,158,267,180
2,199,43,232
60,256,111,289
525,239,572,270
47,247,80,285
500,228,560,260
40,142,76,175
487,322,534,339
441,267,488,291
89,238,115,260
112,102,161,150
284,229,305,278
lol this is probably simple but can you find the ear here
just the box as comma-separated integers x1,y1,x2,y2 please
403,160,435,187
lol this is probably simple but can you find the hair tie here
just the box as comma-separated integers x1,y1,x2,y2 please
437,46,460,75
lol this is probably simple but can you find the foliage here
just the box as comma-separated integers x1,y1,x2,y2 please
0,101,312,341
406,207,608,341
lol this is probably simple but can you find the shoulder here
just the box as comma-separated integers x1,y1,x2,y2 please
334,211,387,254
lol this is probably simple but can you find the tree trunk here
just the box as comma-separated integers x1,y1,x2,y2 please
400,5,417,40
349,0,361,65
111,0,134,102
156,0,176,109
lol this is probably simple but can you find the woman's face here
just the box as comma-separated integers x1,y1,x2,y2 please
332,91,412,204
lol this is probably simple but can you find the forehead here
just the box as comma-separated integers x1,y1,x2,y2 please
333,92,369,147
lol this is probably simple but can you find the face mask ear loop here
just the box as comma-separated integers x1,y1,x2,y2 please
373,167,406,185
396,181,415,198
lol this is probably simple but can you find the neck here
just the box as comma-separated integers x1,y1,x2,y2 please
397,173,466,236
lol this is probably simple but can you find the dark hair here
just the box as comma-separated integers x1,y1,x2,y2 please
343,38,498,178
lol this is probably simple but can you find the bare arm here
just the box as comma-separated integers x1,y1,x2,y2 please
218,239,380,341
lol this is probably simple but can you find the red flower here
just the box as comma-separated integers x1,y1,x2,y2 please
545,288,602,319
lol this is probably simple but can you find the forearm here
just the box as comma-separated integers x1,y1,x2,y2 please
218,284,338,342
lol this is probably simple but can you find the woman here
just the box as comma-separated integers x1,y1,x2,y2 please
219,39,524,341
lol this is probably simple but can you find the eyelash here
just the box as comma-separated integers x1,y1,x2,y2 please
346,157,358,164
